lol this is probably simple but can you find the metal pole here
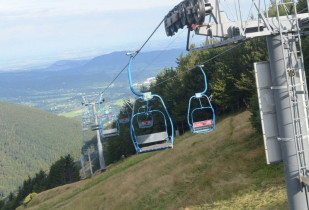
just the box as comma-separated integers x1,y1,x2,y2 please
88,150,93,175
80,156,86,178
267,34,308,209
93,105,106,172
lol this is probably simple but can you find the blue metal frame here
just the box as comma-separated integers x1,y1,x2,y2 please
98,94,120,138
187,65,215,134
127,52,174,153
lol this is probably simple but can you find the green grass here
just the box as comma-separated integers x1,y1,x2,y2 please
19,111,287,210
59,110,81,118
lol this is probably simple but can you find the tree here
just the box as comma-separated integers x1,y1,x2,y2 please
47,155,80,189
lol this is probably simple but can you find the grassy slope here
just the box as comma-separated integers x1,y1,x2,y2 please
0,101,83,195
20,111,288,210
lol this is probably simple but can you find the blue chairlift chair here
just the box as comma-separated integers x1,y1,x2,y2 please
98,95,120,138
187,65,215,134
126,52,174,153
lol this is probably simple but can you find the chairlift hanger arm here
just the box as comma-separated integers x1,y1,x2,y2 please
98,93,104,112
127,52,143,97
198,65,208,94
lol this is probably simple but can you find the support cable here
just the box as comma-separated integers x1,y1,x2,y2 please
152,42,243,88
101,17,165,95
139,28,186,74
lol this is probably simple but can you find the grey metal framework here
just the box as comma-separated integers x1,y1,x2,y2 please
165,0,309,209
81,94,106,172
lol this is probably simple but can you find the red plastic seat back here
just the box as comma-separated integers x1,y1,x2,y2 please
193,120,213,128
141,120,152,126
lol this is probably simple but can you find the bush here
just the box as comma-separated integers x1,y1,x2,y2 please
22,192,37,207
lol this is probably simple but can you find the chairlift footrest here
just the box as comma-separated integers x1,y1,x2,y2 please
139,142,173,153
102,128,119,138
103,133,119,138
91,125,100,131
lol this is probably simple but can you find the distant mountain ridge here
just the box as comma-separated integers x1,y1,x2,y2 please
0,49,185,98
44,60,89,72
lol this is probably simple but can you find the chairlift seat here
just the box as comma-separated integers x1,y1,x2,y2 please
102,128,119,138
136,131,172,153
139,142,173,153
193,120,213,130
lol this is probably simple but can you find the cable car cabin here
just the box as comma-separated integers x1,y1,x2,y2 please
187,93,215,134
187,65,215,134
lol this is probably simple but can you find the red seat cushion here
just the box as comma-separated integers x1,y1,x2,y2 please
193,120,213,128
141,121,152,126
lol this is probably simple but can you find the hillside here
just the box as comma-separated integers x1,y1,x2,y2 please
0,101,83,196
0,49,184,97
20,111,288,209
0,49,185,115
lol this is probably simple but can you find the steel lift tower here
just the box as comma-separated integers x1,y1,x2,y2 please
81,94,106,172
165,0,309,209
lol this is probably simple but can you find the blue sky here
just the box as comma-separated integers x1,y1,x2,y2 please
0,0,253,71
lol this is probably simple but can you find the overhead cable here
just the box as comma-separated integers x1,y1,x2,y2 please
152,42,244,88
101,17,166,95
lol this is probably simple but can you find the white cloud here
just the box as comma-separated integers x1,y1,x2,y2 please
0,0,181,19
0,0,257,70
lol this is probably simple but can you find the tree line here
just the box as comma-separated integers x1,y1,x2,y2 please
0,154,79,210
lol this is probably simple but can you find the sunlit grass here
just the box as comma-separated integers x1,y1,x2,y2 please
59,109,81,118
20,111,287,210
